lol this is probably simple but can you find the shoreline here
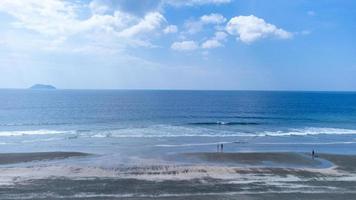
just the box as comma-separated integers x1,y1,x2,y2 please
0,151,354,170
176,152,329,168
0,151,91,165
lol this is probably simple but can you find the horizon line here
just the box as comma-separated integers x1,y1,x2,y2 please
0,87,355,93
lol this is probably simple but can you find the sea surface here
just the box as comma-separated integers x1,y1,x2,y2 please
0,89,356,165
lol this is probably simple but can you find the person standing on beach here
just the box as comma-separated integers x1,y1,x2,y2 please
221,144,224,152
312,150,315,159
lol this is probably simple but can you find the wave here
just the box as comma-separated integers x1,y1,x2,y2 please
90,127,356,138
185,115,316,121
155,140,356,148
0,122,69,127
155,141,236,147
187,121,261,126
259,127,356,137
1,126,356,138
89,125,245,138
255,141,356,145
0,130,75,137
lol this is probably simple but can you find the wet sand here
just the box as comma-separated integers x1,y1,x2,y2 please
177,152,327,167
0,152,356,199
0,151,91,165
318,153,356,172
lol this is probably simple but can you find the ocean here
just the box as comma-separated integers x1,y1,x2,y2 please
1,89,356,157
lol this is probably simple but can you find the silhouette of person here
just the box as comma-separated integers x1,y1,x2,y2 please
312,150,315,159
221,143,224,152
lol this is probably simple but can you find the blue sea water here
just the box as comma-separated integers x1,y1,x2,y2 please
0,89,356,165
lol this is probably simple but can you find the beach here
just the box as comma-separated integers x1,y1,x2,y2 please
0,151,356,199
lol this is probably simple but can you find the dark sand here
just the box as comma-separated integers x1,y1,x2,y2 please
178,152,326,167
1,152,356,200
318,153,356,172
0,151,91,165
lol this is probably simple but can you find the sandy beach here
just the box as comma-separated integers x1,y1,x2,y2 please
0,151,356,199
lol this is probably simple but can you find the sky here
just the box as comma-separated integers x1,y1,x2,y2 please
0,0,355,90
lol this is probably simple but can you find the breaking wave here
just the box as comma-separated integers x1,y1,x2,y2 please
187,121,262,126
0,126,356,138
259,127,356,137
0,130,75,137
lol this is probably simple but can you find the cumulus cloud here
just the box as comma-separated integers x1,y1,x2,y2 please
184,13,226,34
200,13,226,24
165,0,231,6
0,0,79,36
163,25,178,34
184,20,203,34
171,40,198,51
201,31,227,49
0,0,167,52
87,0,231,15
118,12,166,37
226,15,292,43
214,31,228,40
201,39,222,49
89,0,112,14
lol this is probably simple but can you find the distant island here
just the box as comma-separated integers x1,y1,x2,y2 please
29,84,56,90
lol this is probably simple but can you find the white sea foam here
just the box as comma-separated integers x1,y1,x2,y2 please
88,125,243,138
0,130,75,137
255,141,356,145
1,126,356,138
21,137,64,143
155,141,241,147
260,127,356,137
155,141,356,148
89,126,356,138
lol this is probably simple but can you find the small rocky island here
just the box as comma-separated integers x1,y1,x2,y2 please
29,84,57,90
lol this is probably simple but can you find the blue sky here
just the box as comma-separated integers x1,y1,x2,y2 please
0,0,355,90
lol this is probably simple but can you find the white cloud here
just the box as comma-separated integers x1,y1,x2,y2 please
189,0,231,4
173,30,227,51
214,31,228,40
89,0,111,14
184,13,226,34
118,12,166,37
0,0,79,36
165,0,231,6
201,31,227,49
171,40,198,51
226,15,292,43
0,0,167,53
200,13,226,24
184,20,203,34
201,39,222,49
163,25,178,34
